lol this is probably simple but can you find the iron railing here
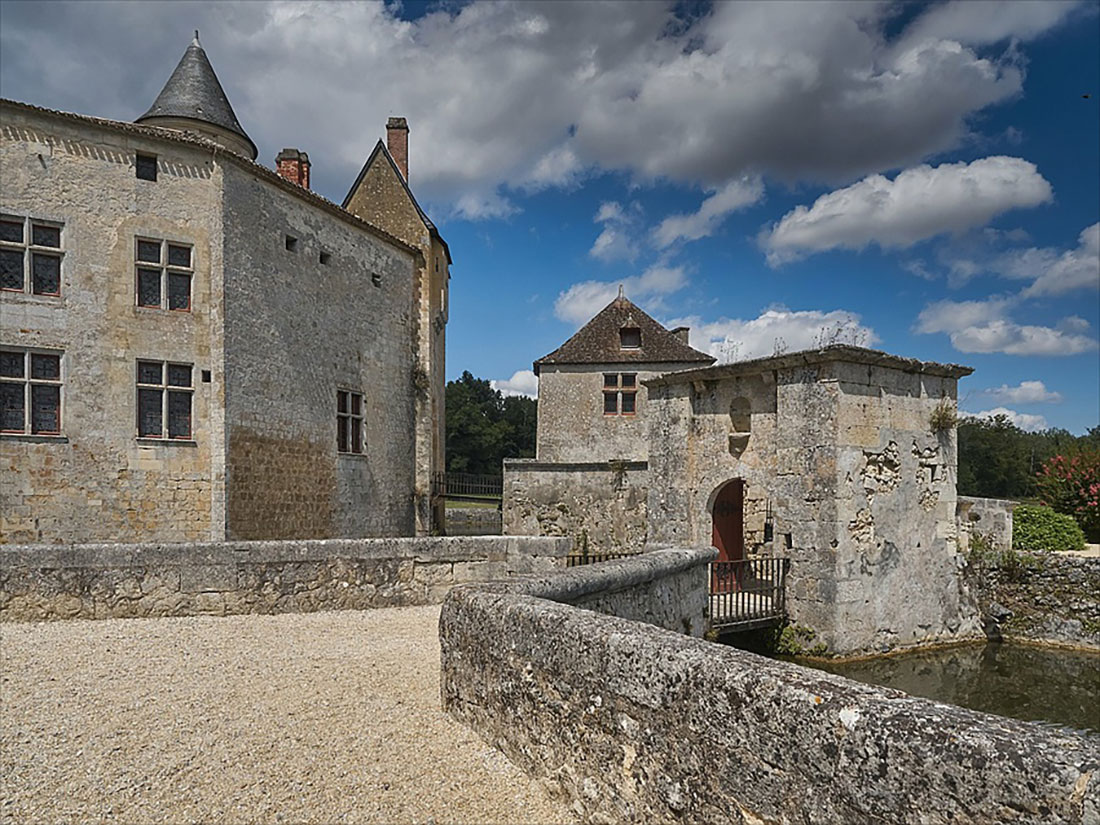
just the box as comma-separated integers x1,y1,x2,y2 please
432,472,502,500
709,557,790,630
565,548,641,568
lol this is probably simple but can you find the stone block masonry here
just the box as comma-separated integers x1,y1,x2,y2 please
441,549,1100,825
0,536,570,622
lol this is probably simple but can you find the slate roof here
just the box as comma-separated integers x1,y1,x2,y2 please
534,295,715,374
341,139,452,265
136,32,257,160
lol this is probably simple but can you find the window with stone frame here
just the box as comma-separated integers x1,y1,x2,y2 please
135,237,193,311
619,327,641,349
0,215,63,296
0,349,63,435
337,390,364,454
136,360,193,439
602,372,637,416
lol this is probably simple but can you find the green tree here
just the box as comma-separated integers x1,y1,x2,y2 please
445,371,536,476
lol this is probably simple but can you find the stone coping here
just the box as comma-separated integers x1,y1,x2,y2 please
503,458,649,473
0,536,572,569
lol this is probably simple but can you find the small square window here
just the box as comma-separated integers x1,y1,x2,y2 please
319,251,331,265
0,220,23,244
137,240,161,263
285,235,298,252
621,373,636,388
603,373,618,388
31,224,60,248
167,245,191,267
620,327,641,349
136,153,158,181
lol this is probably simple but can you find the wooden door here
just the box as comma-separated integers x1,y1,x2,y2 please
711,480,744,594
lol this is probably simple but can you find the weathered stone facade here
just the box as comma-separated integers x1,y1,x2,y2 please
441,549,1099,825
0,536,570,621
957,495,1016,553
645,347,981,655
1,97,424,542
503,459,649,554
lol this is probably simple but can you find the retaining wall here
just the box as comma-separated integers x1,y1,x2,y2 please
958,495,1016,552
0,536,570,622
441,549,1100,825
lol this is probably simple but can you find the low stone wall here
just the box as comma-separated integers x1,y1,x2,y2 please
502,459,648,555
969,551,1100,649
444,507,502,536
0,536,571,622
441,549,1099,825
958,495,1016,552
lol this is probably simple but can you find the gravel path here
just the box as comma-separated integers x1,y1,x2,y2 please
1,606,574,824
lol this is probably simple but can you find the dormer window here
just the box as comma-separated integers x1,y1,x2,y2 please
620,327,641,349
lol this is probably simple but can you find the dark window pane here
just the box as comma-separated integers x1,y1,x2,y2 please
167,390,191,439
136,154,157,181
167,272,190,310
0,220,22,243
603,373,617,388
0,351,24,378
620,327,641,348
30,353,60,380
1,383,24,431
137,240,160,263
621,374,636,388
604,392,618,415
31,253,60,295
350,393,361,415
622,391,636,414
167,364,191,387
137,361,162,385
31,224,60,248
138,388,162,437
0,249,23,290
337,416,348,452
167,245,191,267
350,418,362,453
137,268,161,307
30,384,60,433
337,391,348,413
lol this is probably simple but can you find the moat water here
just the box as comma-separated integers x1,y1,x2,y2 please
791,642,1100,735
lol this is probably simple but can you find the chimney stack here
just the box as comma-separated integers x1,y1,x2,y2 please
387,117,409,181
671,326,691,344
275,148,310,189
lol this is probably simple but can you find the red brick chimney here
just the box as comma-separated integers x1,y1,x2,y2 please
275,148,310,189
387,117,409,182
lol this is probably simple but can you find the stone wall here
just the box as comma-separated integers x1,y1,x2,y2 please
222,163,418,540
0,536,570,622
969,552,1100,650
502,459,648,555
1,103,224,544
645,348,981,655
958,495,1016,553
441,550,1099,825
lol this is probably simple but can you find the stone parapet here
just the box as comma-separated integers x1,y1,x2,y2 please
441,549,1099,825
0,536,571,622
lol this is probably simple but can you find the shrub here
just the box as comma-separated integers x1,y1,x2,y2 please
929,398,958,433
1012,504,1086,553
1035,451,1100,542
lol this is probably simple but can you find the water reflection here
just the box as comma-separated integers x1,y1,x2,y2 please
795,643,1100,735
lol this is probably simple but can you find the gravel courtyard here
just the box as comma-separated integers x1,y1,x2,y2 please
0,606,574,824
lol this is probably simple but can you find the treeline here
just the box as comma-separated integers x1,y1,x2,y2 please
958,415,1099,499
445,371,536,476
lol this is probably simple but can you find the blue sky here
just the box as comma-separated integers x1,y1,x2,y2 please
2,0,1097,432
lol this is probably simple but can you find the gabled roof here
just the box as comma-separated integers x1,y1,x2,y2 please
342,139,452,264
136,32,257,160
534,295,715,374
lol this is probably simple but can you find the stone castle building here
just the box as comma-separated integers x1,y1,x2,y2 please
1,33,449,543
504,296,981,653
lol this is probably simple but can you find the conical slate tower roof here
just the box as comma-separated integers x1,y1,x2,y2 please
136,31,257,160
534,293,715,374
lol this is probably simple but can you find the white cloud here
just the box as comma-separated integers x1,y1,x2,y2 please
0,0,1069,216
916,298,1099,355
762,157,1053,264
653,177,764,248
491,370,538,398
896,0,1081,51
962,407,1049,432
554,263,687,325
982,380,1063,404
589,201,640,263
668,306,878,363
1018,223,1100,297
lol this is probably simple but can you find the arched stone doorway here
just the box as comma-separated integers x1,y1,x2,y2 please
710,479,745,563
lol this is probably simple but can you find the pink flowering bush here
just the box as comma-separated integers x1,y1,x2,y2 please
1035,451,1100,543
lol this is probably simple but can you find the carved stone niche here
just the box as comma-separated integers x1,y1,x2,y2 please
729,397,751,458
